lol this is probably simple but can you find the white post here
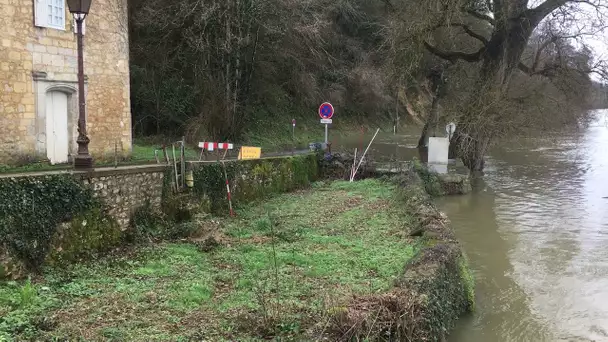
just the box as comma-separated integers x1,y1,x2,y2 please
352,128,380,180
350,148,358,182
325,124,329,144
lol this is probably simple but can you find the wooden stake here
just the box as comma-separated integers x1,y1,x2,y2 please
180,137,186,189
172,144,179,191
221,161,235,217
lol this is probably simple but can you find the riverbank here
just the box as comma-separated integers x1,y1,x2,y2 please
0,168,473,341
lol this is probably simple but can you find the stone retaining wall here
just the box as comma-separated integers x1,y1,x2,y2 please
0,165,170,229
78,165,168,228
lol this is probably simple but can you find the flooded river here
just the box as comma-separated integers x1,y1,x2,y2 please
338,110,608,341
443,110,608,342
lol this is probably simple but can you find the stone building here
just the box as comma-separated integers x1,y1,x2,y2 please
0,0,131,164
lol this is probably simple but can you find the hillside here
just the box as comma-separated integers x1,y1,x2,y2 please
127,0,603,152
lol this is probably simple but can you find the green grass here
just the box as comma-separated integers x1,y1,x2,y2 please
244,115,394,153
0,179,419,341
0,116,395,174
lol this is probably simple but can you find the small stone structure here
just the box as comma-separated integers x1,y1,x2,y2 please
437,173,472,195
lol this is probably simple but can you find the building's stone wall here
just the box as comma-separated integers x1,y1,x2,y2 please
79,166,167,228
0,0,131,162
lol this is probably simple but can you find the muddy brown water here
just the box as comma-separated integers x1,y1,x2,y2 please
334,111,608,341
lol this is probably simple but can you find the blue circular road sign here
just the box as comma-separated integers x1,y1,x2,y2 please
319,102,334,119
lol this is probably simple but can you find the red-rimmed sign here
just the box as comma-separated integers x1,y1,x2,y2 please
318,102,334,119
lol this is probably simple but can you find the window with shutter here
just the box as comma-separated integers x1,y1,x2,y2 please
34,0,65,30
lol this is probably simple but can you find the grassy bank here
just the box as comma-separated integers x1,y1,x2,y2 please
0,179,420,341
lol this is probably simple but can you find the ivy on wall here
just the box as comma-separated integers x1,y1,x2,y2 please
191,154,318,214
0,175,121,272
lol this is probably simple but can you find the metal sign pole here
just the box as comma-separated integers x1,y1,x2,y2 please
292,119,296,156
319,102,334,148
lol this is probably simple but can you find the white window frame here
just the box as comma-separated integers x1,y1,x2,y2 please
34,0,66,30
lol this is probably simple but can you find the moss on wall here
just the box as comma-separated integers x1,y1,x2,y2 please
411,159,472,196
394,171,475,339
190,154,318,214
46,208,122,266
0,175,123,279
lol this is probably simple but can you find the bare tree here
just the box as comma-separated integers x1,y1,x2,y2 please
421,0,608,171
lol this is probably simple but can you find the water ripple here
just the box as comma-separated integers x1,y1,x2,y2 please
445,111,608,342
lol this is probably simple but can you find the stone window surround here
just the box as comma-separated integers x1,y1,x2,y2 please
32,71,88,162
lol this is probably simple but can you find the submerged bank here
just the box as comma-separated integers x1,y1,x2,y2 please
0,155,473,341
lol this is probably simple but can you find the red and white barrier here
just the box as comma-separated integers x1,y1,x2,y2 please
198,142,234,151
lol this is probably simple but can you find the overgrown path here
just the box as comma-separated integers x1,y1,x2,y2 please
0,180,420,341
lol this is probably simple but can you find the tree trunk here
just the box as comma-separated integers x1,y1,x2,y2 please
451,22,533,171
417,94,441,148
418,67,446,148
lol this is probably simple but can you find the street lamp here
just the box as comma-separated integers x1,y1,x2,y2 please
67,0,93,170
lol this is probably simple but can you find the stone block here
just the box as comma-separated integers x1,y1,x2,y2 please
12,82,26,93
42,53,53,65
51,55,64,67
8,51,21,61
32,53,42,64
2,4,15,16
437,174,472,195
0,0,132,161
22,61,32,70
39,37,53,46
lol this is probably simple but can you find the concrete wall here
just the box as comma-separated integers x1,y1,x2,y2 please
0,0,131,162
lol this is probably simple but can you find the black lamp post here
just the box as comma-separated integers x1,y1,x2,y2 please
67,0,93,170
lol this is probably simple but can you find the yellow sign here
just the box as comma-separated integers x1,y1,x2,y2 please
238,146,262,160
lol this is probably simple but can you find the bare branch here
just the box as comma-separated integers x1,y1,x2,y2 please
450,23,490,45
531,0,608,22
463,9,495,25
525,0,574,26
532,36,560,71
423,41,485,63
519,62,532,74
